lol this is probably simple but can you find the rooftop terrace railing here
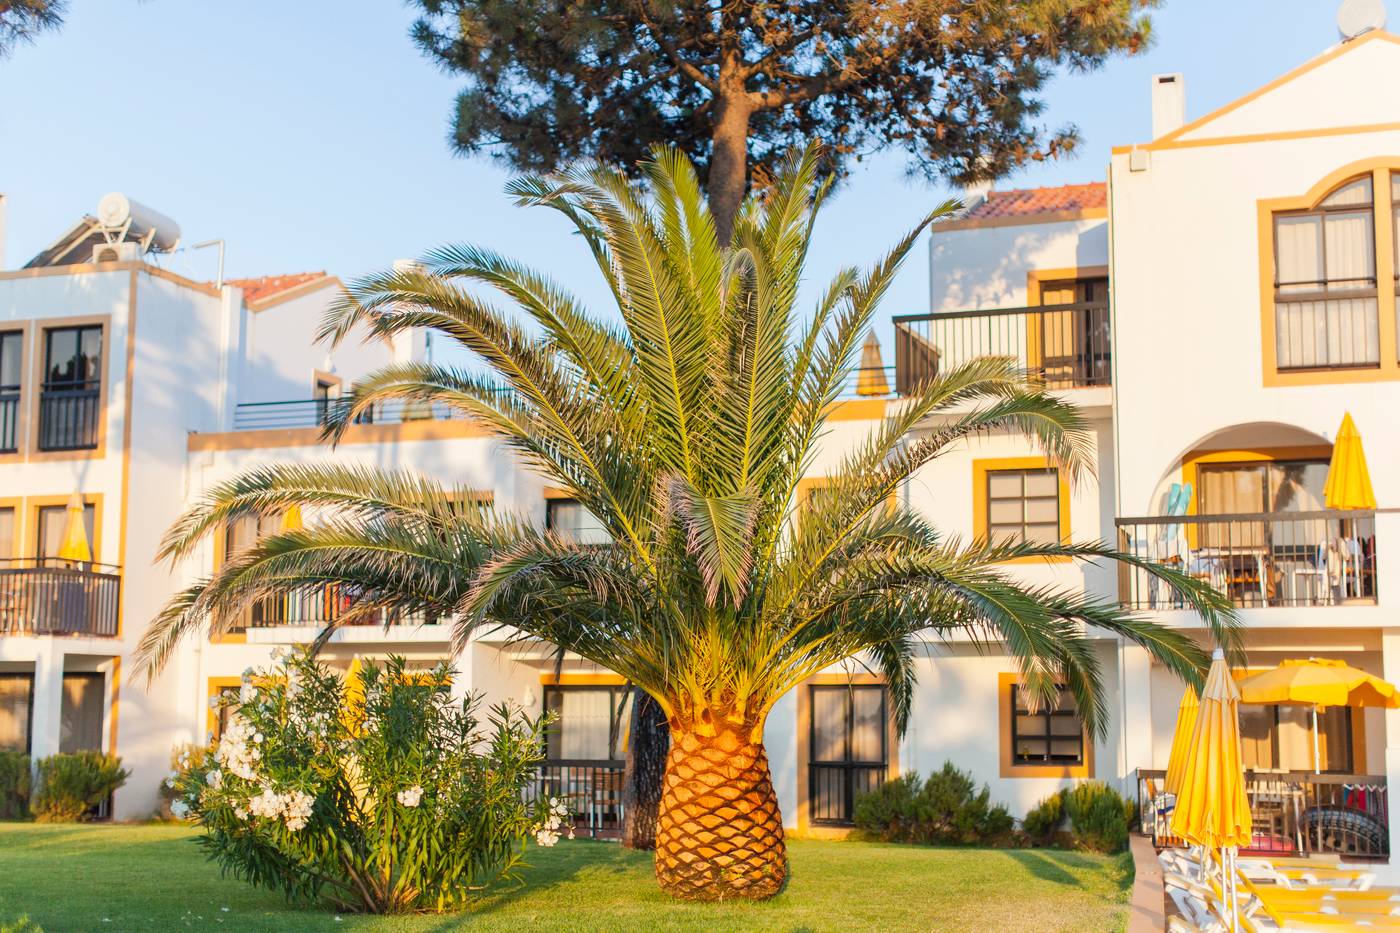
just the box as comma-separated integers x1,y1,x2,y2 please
0,558,122,637
1115,510,1376,610
893,301,1110,395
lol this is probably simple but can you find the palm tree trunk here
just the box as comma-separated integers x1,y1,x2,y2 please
621,688,669,849
654,722,787,900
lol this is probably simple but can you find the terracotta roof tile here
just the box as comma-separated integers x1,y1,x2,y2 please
960,182,1106,221
226,271,329,304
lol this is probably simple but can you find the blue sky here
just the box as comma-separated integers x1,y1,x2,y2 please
0,0,1355,349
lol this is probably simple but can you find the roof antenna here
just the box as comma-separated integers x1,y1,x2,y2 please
1338,0,1386,41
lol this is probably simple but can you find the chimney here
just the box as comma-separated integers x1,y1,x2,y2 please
1151,73,1185,139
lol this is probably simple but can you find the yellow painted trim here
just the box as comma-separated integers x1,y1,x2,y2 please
1114,121,1400,156
25,493,104,562
825,398,888,421
794,674,899,834
24,313,112,462
971,456,1072,563
312,369,342,395
0,496,22,558
1115,31,1400,153
0,261,218,297
998,672,1094,779
933,206,1107,233
107,657,120,757
0,321,32,464
542,486,575,501
187,417,493,451
206,676,243,740
1179,445,1335,516
538,673,627,685
1257,160,1400,387
247,276,341,313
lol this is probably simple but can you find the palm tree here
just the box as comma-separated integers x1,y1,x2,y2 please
139,143,1237,902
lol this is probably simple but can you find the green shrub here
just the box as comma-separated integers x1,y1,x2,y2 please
1021,790,1065,846
30,751,129,822
853,762,1014,845
170,649,560,914
1063,781,1135,853
0,751,31,819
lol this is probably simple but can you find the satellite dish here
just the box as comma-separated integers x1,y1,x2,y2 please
1338,0,1386,40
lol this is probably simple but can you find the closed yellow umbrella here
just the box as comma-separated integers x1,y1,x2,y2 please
855,331,890,396
1324,413,1376,510
1164,686,1200,796
341,657,365,735
1172,649,1251,931
56,493,92,563
280,505,304,533
1238,658,1400,772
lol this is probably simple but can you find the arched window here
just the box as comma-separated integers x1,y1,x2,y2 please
1272,175,1379,370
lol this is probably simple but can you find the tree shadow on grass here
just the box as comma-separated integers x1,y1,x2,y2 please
462,839,653,918
1000,847,1132,891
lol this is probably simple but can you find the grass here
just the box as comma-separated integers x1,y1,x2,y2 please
0,823,1133,932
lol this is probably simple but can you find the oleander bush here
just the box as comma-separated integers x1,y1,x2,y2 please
1021,790,1065,847
30,751,128,822
0,751,31,819
168,649,562,914
852,763,1014,845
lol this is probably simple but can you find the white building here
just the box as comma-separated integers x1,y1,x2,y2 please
3,29,1399,860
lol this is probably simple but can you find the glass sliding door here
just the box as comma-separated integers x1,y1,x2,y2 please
809,684,888,825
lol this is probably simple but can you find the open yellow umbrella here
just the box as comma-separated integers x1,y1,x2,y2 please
280,505,304,533
1164,686,1200,796
1324,413,1376,511
56,493,91,563
1172,649,1251,930
855,331,890,396
1237,658,1400,773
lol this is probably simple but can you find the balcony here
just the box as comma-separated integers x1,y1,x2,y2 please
243,586,430,629
1138,768,1388,858
37,383,100,451
233,397,484,431
893,301,1110,395
1115,510,1376,609
0,559,122,637
530,761,625,839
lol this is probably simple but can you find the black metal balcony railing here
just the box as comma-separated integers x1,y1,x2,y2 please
0,390,17,453
243,586,431,629
893,301,1110,395
233,397,481,431
530,761,625,838
1138,769,1389,858
1115,510,1376,610
38,384,100,451
1275,290,1380,371
810,762,888,825
0,558,121,637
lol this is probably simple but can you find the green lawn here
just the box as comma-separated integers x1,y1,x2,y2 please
0,823,1132,932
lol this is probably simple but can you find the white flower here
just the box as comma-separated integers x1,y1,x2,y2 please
206,770,223,790
233,806,248,820
269,647,285,662
209,695,220,710
215,717,260,781
396,785,423,808
170,799,190,820
239,684,255,703
282,790,314,831
534,828,559,847
249,787,284,820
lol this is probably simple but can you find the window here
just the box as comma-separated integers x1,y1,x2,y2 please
313,377,339,427
59,673,104,754
221,513,286,631
1240,703,1352,773
985,468,1062,546
543,685,632,761
38,324,103,451
808,684,888,825
0,331,21,453
208,682,242,741
0,674,33,754
0,507,14,561
1272,176,1379,370
1010,684,1085,767
546,499,610,544
1197,459,1328,516
1034,276,1111,388
35,502,96,562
